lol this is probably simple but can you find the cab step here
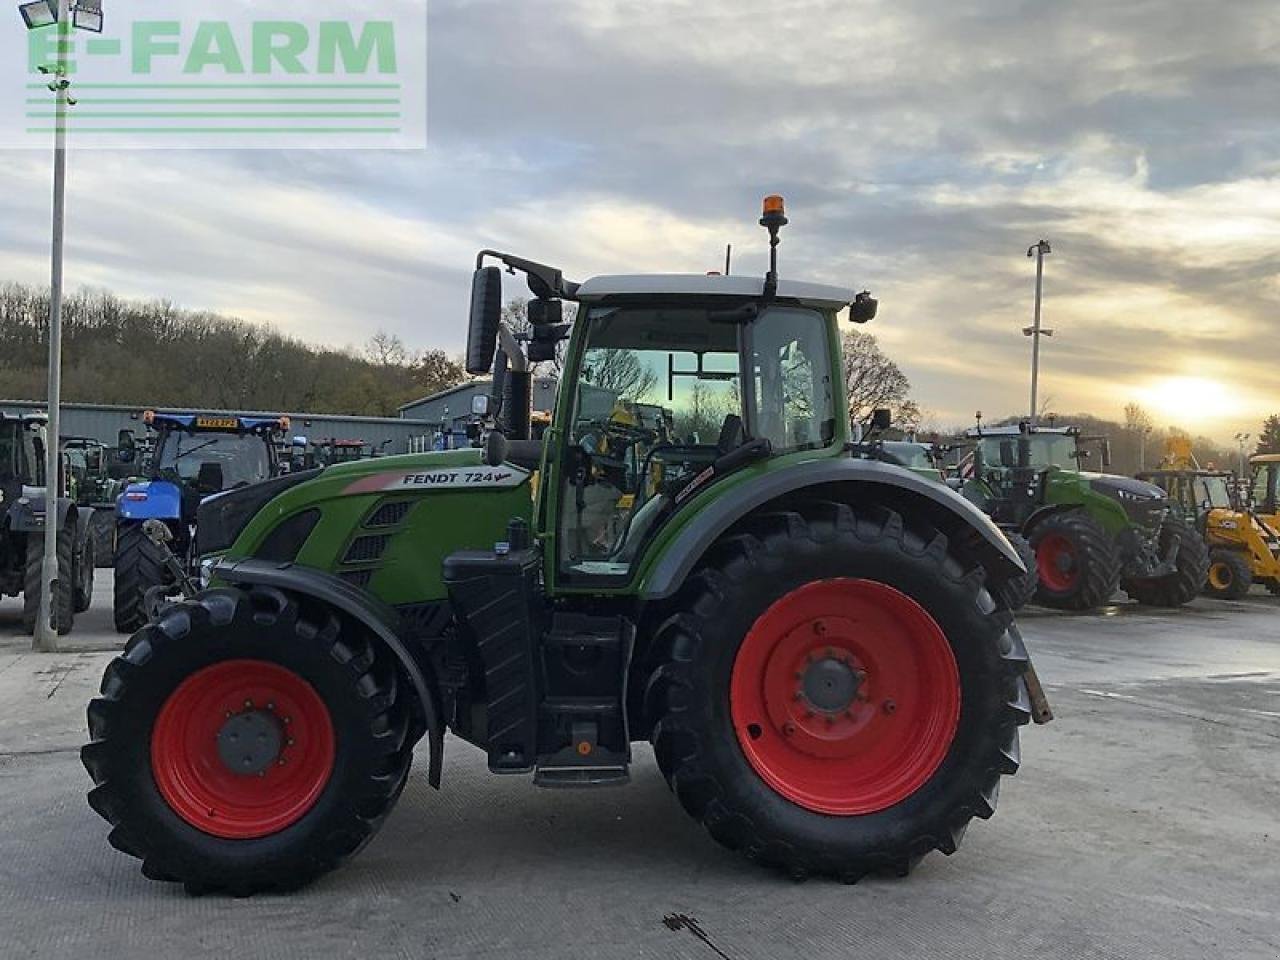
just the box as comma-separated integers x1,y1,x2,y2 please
533,613,634,787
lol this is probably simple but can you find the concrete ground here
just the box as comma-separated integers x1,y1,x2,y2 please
1,572,1277,960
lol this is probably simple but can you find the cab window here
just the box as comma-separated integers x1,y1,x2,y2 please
556,304,836,579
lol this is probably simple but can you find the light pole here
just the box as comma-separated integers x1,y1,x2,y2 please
1022,240,1053,425
1234,432,1251,479
19,0,101,651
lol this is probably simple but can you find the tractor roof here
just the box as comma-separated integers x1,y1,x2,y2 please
575,274,857,310
1251,454,1280,464
0,411,46,425
965,425,1074,438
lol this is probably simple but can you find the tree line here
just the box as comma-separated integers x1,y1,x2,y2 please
0,284,465,417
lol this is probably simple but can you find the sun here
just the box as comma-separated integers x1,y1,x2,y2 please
1137,377,1241,426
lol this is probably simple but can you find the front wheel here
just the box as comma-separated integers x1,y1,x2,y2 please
113,522,167,633
1123,517,1210,607
81,587,413,895
645,500,1032,881
1204,549,1253,600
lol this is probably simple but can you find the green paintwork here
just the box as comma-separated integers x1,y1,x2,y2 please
222,448,532,603
1042,470,1129,535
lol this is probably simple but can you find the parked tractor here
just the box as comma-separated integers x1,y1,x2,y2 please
83,199,1049,895
62,436,121,568
961,423,1208,610
868,438,1035,609
112,411,288,633
1,413,96,634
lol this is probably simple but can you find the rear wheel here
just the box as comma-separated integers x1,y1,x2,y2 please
1028,511,1120,610
113,522,166,633
645,500,1032,881
81,586,413,895
1124,517,1210,607
1204,549,1252,600
23,523,75,635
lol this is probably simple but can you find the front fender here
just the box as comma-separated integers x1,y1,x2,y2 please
117,480,182,521
210,557,444,788
640,457,1024,600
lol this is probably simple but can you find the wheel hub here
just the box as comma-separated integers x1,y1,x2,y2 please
216,708,284,776
799,656,861,714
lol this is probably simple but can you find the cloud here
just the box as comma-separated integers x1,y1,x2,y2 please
0,0,1276,441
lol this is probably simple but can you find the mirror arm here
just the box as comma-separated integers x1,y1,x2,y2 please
497,323,529,373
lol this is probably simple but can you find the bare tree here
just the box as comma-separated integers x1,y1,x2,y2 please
365,330,407,367
841,329,920,430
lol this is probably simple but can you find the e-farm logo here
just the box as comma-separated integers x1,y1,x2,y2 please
6,2,426,149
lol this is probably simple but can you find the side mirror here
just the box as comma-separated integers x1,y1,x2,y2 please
86,447,103,471
869,408,892,432
850,291,878,324
117,429,136,453
471,394,491,417
1102,440,1113,469
466,266,503,375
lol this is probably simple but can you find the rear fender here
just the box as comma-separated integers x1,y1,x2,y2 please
640,458,1025,600
211,557,445,788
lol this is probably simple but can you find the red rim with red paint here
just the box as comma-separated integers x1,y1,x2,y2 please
150,659,335,839
729,579,961,816
1036,533,1078,592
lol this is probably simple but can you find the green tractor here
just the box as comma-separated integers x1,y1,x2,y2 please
961,424,1209,610
62,437,121,568
82,199,1049,895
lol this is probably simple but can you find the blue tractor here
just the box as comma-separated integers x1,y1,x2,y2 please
113,411,288,632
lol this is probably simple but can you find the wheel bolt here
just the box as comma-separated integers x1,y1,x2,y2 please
266,702,275,711
783,723,796,736
882,699,897,715
278,758,287,766
286,738,295,746
243,699,253,708
813,621,826,635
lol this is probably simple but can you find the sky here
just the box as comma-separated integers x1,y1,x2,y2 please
1,0,1277,442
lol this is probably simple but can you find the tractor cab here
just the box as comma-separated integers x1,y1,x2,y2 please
468,236,874,584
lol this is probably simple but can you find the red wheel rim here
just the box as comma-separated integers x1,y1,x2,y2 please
729,579,960,816
1036,533,1078,591
150,660,335,839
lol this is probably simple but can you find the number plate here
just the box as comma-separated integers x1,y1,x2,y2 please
195,416,239,430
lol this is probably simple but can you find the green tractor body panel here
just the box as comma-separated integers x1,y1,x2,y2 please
1041,469,1131,536
216,448,533,604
